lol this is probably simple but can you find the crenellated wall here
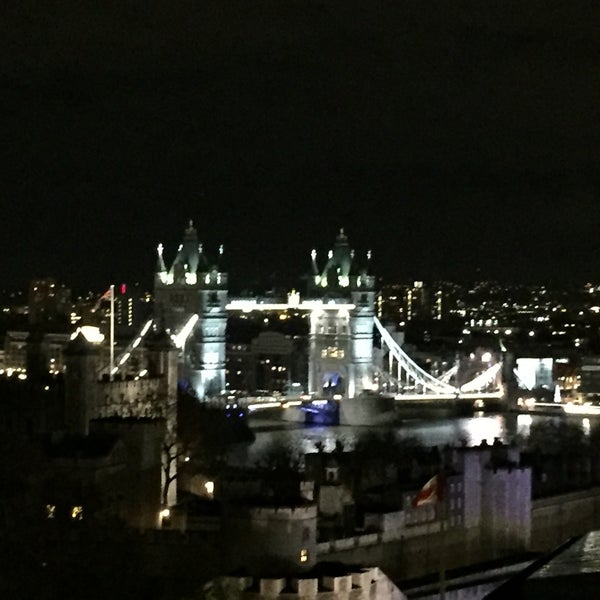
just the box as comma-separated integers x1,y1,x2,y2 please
217,566,406,599
96,378,165,418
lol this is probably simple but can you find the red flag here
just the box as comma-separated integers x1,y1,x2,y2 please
92,288,113,312
412,474,444,508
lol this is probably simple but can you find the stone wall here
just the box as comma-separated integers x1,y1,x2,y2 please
317,523,520,581
96,378,164,419
223,504,319,573
318,487,600,580
217,567,406,599
530,487,600,551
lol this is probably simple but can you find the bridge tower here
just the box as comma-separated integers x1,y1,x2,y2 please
153,221,228,399
307,229,376,398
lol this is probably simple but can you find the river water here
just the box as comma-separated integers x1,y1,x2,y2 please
227,411,600,467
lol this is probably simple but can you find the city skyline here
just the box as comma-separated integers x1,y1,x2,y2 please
2,1,598,290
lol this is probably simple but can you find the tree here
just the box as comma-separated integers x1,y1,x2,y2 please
0,434,50,599
527,420,587,456
161,388,254,505
161,432,181,506
525,420,591,494
254,439,304,503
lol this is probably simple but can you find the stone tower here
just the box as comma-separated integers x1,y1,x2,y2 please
63,332,99,435
145,323,180,506
153,221,228,399
307,229,376,398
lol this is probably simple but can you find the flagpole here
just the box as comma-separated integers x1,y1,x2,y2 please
109,284,115,381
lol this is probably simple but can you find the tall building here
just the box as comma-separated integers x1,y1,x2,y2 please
307,229,376,398
110,283,151,333
28,278,71,326
378,281,434,326
154,221,228,399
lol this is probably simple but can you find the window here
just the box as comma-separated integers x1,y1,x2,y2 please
300,548,309,563
71,505,84,521
322,346,345,359
46,504,56,519
204,481,215,498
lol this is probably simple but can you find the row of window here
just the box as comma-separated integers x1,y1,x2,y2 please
46,504,83,521
316,325,349,335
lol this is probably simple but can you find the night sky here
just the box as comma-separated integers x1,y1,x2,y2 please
1,1,598,293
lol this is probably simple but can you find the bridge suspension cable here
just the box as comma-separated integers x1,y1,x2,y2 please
438,364,458,385
98,318,154,378
373,316,459,395
172,314,199,348
459,362,502,393
373,316,504,397
97,312,200,381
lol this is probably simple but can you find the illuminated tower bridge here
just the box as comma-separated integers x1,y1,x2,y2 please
108,224,503,402
153,220,227,399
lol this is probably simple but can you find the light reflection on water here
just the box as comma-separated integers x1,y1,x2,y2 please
227,413,600,468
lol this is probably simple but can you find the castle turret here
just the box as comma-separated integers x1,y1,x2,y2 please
145,323,178,432
223,503,318,574
63,332,99,435
145,322,180,506
26,325,49,382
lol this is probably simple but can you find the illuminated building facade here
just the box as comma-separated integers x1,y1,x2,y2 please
153,225,378,399
378,281,432,325
109,283,152,333
154,221,228,399
307,229,376,398
28,278,71,326
226,330,307,395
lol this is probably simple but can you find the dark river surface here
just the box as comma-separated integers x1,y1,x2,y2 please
227,411,599,467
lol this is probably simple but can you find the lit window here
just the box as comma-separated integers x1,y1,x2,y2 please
46,504,56,519
300,548,308,563
71,505,84,520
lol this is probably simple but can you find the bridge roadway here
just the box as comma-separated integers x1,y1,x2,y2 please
216,390,505,415
103,310,505,402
